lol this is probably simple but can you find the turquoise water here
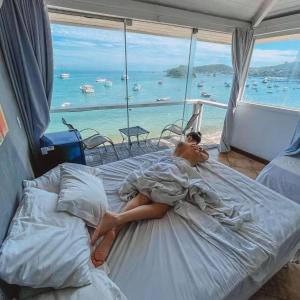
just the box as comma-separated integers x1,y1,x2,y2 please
48,70,300,142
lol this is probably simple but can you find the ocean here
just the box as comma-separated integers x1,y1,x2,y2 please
48,70,300,142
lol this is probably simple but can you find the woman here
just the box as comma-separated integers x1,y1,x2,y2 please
91,142,209,267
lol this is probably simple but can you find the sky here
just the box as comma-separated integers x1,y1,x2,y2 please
51,23,300,72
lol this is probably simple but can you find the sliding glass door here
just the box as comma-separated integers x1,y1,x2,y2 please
125,20,194,147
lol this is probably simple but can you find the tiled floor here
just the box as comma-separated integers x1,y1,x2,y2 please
86,137,300,300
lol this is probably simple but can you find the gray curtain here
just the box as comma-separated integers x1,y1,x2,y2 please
281,116,300,156
219,28,254,152
0,0,53,151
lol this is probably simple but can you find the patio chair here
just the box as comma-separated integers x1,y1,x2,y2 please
61,118,119,160
157,112,200,145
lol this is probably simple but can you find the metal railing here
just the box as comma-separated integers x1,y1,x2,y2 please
51,98,228,133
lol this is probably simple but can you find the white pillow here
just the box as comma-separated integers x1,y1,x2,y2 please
23,163,103,194
57,165,108,227
20,268,127,300
0,187,91,289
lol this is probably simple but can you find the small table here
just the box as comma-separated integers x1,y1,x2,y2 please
119,126,150,151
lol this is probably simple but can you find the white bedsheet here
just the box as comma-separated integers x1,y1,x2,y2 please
97,150,300,300
256,155,300,204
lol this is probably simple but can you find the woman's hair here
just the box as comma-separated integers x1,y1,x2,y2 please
186,131,202,144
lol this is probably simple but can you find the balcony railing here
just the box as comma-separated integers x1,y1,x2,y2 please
51,98,228,134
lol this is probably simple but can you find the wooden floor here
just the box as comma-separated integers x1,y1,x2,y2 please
85,138,300,300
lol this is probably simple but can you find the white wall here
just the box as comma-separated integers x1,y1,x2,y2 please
231,102,300,161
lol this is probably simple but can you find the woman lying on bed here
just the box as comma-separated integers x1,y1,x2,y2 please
91,141,209,267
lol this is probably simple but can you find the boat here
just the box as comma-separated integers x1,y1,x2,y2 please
246,84,249,88
274,84,279,88
252,82,258,87
267,85,272,88
104,80,113,87
224,82,230,88
61,102,71,108
133,83,142,91
197,82,203,87
213,73,216,77
201,92,211,98
121,74,129,80
156,97,171,102
262,77,268,83
60,73,70,79
80,84,95,93
96,78,106,83
158,80,163,85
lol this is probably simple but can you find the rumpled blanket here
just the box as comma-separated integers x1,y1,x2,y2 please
119,156,251,231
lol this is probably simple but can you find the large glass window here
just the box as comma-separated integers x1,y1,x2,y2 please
126,21,193,140
48,19,128,145
191,31,232,142
244,34,300,109
48,13,233,149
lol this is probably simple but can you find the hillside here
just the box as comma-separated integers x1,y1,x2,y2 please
194,64,233,74
166,65,196,78
166,62,300,78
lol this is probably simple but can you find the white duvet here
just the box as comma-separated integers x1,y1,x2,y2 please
119,155,251,230
98,150,300,300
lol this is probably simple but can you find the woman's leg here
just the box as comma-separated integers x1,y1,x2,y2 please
91,196,170,267
91,193,152,245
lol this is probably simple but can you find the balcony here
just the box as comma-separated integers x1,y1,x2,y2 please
50,99,228,166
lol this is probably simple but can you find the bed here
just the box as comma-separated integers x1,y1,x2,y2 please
3,150,300,300
95,150,300,300
256,154,300,204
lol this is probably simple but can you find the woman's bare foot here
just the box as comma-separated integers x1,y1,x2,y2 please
91,212,119,244
91,230,116,267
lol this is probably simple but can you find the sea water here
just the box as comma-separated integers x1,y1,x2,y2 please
48,70,300,142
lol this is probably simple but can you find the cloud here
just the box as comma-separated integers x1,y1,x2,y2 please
51,23,300,71
250,49,299,66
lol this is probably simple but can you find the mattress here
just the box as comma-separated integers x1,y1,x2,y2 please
97,150,300,300
256,155,300,204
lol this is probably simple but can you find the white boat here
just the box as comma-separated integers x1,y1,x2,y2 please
133,83,142,91
158,80,163,85
60,73,70,79
121,74,129,80
201,92,211,98
104,80,113,87
156,97,171,102
61,102,71,108
262,77,268,83
197,82,203,87
80,84,95,93
96,78,106,83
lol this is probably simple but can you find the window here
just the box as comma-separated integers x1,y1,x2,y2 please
190,31,232,140
49,20,128,143
126,20,192,139
244,34,300,110
48,13,233,148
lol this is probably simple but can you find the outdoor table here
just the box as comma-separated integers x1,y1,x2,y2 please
119,126,150,152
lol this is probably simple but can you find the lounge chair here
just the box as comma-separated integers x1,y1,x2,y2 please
61,118,119,160
157,112,200,145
